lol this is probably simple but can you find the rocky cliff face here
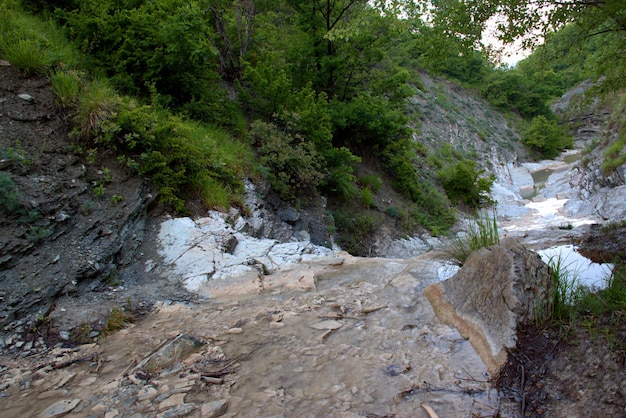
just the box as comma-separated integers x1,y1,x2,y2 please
554,81,626,221
0,64,161,338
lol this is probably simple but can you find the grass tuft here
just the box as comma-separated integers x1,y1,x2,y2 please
446,210,500,266
547,253,583,321
74,79,120,141
51,69,81,108
0,37,50,75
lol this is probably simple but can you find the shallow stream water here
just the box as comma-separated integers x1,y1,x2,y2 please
498,150,613,290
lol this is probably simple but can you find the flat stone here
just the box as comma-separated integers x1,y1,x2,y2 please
104,409,119,418
90,403,107,415
157,403,197,418
311,320,343,330
39,398,81,418
137,386,159,401
158,393,187,411
37,389,69,400
200,399,228,418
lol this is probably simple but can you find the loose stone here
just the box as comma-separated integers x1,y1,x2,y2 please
39,398,81,418
158,393,187,410
200,399,228,418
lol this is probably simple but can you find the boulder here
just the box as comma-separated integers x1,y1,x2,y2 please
424,238,551,373
137,334,205,373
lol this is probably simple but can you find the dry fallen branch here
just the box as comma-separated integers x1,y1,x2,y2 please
421,403,439,418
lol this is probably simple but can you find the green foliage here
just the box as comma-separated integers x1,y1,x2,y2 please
26,225,52,243
481,70,552,119
386,205,404,219
360,188,375,208
250,120,324,202
547,253,584,321
101,306,134,337
0,171,22,214
601,92,626,175
383,139,456,233
522,115,573,159
0,2,76,70
190,171,233,210
321,146,360,199
331,92,410,152
439,160,495,208
446,211,500,266
359,174,382,193
0,36,51,75
576,273,626,317
333,210,378,256
74,78,120,142
57,0,238,126
134,114,250,211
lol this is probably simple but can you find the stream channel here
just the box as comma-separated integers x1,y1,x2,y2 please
497,149,613,290
3,150,616,418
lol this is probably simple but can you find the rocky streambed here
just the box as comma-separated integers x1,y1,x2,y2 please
1,213,549,417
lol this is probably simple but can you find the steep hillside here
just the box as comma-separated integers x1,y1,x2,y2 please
0,63,193,347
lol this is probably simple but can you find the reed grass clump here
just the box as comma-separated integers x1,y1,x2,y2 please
446,210,500,266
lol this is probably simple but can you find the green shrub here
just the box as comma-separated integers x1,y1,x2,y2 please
439,160,495,208
360,174,383,193
320,146,360,200
360,188,375,208
333,210,378,256
601,94,626,174
547,253,583,321
386,205,405,219
26,225,52,243
250,120,325,202
0,3,77,70
190,172,232,210
74,79,120,142
383,139,456,233
0,171,22,214
522,115,573,158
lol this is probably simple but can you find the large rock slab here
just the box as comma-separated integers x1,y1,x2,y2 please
424,238,551,373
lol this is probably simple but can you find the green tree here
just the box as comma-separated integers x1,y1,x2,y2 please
522,115,573,159
427,0,626,94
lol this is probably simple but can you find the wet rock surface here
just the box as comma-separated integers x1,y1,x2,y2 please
0,251,522,417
